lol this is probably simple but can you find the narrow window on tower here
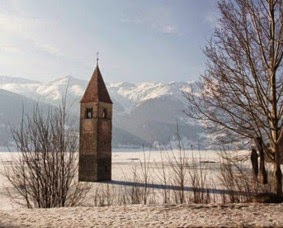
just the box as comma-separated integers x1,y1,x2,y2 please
85,107,93,119
102,109,107,119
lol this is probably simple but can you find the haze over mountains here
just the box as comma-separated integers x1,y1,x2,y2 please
0,75,204,150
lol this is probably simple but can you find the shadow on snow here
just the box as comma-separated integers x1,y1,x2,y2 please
103,180,249,196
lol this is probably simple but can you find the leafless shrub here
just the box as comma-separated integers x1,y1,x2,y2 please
92,184,116,207
188,154,211,204
153,151,171,204
154,130,213,205
168,134,188,204
3,97,90,208
217,149,272,203
139,150,153,204
123,151,156,205
129,165,143,204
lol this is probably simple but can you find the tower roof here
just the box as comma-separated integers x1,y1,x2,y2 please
80,65,112,104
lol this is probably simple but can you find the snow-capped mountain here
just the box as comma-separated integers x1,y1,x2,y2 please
0,75,204,149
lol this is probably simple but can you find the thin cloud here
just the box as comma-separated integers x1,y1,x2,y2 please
0,45,22,54
34,42,62,56
121,15,181,36
152,24,182,36
162,24,175,34
0,13,62,56
120,17,147,24
0,13,40,34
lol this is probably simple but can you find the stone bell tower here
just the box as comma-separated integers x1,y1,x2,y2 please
79,61,113,182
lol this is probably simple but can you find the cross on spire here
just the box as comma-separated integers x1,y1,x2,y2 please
96,52,99,65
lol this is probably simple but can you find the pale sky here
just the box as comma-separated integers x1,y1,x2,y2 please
0,0,219,83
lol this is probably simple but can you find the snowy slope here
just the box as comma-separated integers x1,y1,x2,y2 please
0,89,52,147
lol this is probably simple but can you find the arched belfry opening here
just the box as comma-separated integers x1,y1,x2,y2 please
79,62,113,182
85,107,93,119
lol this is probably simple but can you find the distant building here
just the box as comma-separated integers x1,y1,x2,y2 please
79,62,113,182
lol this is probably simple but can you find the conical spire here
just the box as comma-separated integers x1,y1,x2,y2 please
80,64,112,104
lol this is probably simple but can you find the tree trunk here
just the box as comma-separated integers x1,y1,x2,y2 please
255,137,268,184
274,153,282,196
250,148,259,181
268,0,282,197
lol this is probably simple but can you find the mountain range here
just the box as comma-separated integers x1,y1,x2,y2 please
0,75,204,150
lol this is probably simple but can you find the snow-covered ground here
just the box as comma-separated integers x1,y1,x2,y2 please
0,149,220,208
0,149,238,209
1,203,283,227
1,150,282,227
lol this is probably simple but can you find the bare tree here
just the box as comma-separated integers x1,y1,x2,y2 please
3,97,90,208
185,0,283,196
